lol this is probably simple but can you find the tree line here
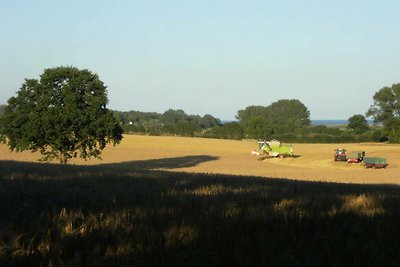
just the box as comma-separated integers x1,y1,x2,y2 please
0,66,399,163
109,98,389,144
112,109,222,137
112,109,245,140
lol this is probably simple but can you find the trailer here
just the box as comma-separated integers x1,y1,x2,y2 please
346,151,365,163
363,157,388,169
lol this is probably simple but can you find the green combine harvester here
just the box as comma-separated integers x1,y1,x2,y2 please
253,139,293,159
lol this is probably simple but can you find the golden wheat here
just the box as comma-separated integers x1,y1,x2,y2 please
1,134,399,184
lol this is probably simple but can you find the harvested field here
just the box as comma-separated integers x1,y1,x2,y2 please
1,134,399,184
2,134,400,266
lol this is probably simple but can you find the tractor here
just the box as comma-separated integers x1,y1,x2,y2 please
334,148,347,161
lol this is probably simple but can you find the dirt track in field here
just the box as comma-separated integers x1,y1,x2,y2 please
1,135,399,184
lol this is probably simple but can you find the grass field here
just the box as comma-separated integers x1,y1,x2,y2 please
1,135,400,266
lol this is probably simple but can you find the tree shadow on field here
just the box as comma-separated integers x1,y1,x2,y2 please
0,155,219,179
103,155,220,171
1,158,400,266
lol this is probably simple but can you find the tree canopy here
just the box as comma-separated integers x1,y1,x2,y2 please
236,99,311,138
0,104,5,116
367,83,400,142
245,116,274,139
161,109,188,125
265,99,311,133
347,114,369,134
236,105,268,127
0,66,123,163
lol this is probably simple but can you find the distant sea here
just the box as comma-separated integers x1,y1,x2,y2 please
221,120,375,126
311,120,375,126
311,120,348,125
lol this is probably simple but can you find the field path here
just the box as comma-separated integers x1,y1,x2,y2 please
1,135,399,184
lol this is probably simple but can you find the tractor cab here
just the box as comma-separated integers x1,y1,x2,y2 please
334,148,347,161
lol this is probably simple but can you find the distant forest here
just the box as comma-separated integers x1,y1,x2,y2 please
0,99,390,143
112,109,244,140
112,99,387,143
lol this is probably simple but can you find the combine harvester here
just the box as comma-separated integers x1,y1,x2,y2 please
252,139,293,159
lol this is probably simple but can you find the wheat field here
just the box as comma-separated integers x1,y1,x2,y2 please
1,134,399,184
2,134,400,266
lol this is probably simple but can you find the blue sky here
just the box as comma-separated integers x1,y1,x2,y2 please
1,0,399,120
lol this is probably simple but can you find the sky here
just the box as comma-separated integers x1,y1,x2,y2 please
1,0,399,120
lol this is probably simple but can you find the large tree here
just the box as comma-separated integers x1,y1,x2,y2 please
236,105,268,127
367,83,400,142
347,114,369,134
237,99,310,135
160,109,188,125
265,99,311,134
0,104,6,116
199,114,221,128
0,66,123,163
245,116,274,139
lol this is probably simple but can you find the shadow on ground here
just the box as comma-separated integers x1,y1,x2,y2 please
1,158,400,266
0,155,218,179
103,155,219,170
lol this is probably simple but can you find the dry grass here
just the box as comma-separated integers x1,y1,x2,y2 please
1,135,400,266
2,134,398,184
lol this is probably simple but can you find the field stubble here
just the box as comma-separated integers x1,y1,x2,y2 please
1,134,399,184
1,135,400,266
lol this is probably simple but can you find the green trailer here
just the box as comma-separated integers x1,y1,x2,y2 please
363,157,388,169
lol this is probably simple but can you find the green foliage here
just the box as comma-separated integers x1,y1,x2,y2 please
161,109,188,125
307,125,342,135
0,66,123,163
236,105,268,127
245,116,274,139
237,99,311,137
348,114,369,134
122,123,145,134
367,83,400,143
176,121,201,137
0,104,5,116
113,110,160,125
199,114,221,128
205,122,244,140
265,99,311,134
114,109,222,138
370,129,389,142
142,119,163,135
